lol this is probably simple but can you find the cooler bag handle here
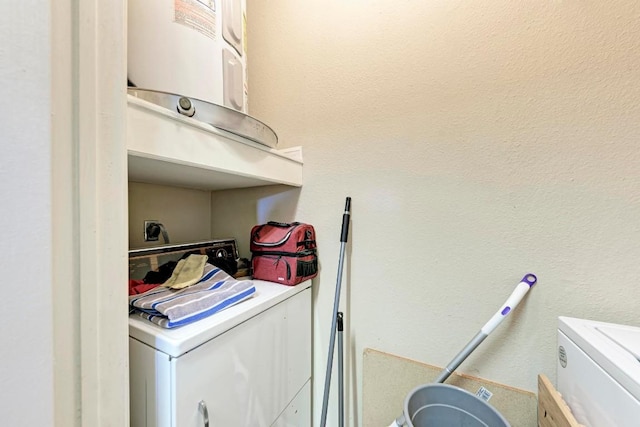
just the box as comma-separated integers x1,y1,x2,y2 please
266,221,300,227
252,221,299,241
252,222,301,247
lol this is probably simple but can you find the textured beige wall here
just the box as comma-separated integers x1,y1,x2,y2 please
128,182,212,248
239,1,640,425
210,185,302,256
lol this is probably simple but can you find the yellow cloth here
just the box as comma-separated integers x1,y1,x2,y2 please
163,254,208,290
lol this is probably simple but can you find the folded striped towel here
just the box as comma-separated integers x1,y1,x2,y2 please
129,264,255,328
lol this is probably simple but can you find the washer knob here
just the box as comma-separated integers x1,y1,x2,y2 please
177,97,196,117
215,248,228,258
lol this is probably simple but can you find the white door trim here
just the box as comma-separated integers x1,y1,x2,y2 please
52,0,129,425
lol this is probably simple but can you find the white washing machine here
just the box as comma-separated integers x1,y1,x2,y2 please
557,316,640,426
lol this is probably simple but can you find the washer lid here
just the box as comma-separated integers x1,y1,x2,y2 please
127,87,278,148
598,325,640,362
559,316,640,400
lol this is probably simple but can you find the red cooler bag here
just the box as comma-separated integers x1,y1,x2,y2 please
250,221,318,285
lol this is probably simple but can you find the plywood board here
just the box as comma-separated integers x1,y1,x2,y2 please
537,374,582,427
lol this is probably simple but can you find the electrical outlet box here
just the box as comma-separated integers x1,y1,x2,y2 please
144,220,160,242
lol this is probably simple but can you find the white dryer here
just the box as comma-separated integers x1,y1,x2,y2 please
557,316,640,426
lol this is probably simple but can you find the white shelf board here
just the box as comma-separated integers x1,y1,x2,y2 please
127,95,303,191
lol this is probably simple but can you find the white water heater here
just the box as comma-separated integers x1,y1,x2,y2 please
128,0,248,113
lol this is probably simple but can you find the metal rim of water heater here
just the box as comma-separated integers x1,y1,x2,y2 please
127,87,278,148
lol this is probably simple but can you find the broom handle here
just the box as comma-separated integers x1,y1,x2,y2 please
338,312,345,427
320,197,351,427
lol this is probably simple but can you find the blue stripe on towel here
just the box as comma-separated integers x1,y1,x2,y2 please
165,286,256,327
196,267,219,283
148,280,227,310
210,280,225,290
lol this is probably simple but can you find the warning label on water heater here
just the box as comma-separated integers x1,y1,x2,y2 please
174,0,217,41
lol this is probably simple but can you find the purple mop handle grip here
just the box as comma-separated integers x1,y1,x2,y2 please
433,273,537,385
480,273,537,335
